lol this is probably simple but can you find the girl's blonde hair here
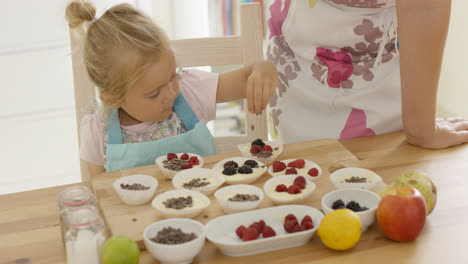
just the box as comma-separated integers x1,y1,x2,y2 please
65,1,170,108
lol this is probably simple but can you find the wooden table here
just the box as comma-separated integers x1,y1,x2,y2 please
1,131,467,264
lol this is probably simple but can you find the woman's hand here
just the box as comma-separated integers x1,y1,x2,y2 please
406,117,468,149
246,61,278,114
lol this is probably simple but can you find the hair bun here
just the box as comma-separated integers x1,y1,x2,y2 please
65,1,97,28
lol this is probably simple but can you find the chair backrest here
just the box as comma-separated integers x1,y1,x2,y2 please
70,3,267,181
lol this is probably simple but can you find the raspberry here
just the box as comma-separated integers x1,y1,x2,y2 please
236,225,245,239
167,153,178,161
284,219,301,233
256,220,265,232
249,223,262,233
288,159,305,169
181,163,192,170
250,145,262,155
285,168,297,175
222,166,237,176
238,165,253,174
262,145,273,152
288,185,301,194
272,161,287,173
294,182,306,190
251,138,265,147
188,156,199,165
244,160,258,168
301,215,313,226
180,153,189,160
242,227,259,241
285,214,297,223
224,161,238,168
262,226,276,238
293,176,306,186
301,221,314,230
308,168,319,177
275,184,288,192
332,199,345,210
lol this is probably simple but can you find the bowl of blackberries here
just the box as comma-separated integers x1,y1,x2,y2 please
321,188,381,231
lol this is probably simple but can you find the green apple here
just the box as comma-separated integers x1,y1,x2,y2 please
102,236,140,264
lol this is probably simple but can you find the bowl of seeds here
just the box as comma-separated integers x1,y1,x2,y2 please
152,189,210,219
113,174,158,206
172,168,225,196
143,218,206,264
214,184,264,214
330,167,383,190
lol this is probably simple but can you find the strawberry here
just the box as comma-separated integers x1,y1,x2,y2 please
301,215,313,226
242,227,259,241
293,176,306,186
250,145,262,155
256,220,266,232
308,168,319,177
167,153,178,161
285,168,298,175
181,163,193,170
288,159,305,169
262,226,276,238
272,161,287,173
288,185,301,194
249,223,262,233
262,145,273,152
294,182,306,190
284,219,301,233
275,184,288,192
180,153,189,160
301,221,314,231
285,214,297,223
188,156,199,165
236,225,246,239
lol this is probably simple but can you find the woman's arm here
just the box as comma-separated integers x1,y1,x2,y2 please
397,0,468,148
216,61,278,114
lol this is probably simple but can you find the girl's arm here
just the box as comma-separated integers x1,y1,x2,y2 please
86,162,106,178
216,61,278,114
397,0,468,149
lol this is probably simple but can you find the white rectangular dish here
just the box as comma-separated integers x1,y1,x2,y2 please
205,205,324,257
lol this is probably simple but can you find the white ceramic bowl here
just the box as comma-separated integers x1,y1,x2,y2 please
152,189,210,219
214,185,264,214
113,175,158,205
267,159,322,181
205,205,323,257
155,153,204,179
144,218,206,264
263,175,316,205
321,188,381,231
213,157,267,185
237,140,283,165
172,168,225,196
330,167,383,189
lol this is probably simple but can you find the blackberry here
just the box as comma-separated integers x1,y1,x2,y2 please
251,138,265,147
331,199,346,210
224,161,239,168
222,166,237,176
244,160,258,168
346,201,369,212
238,165,253,174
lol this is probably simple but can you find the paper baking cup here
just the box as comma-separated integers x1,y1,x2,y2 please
155,153,204,179
113,174,158,206
330,167,383,190
152,189,210,219
268,159,322,182
172,168,225,196
212,157,267,185
214,185,264,214
263,175,316,205
237,140,283,165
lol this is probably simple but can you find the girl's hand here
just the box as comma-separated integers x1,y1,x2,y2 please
407,117,468,149
246,61,278,114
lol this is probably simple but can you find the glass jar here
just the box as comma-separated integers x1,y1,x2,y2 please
65,206,107,264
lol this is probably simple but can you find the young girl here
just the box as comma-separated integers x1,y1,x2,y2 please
66,1,278,176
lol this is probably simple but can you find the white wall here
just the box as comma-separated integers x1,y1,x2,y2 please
438,0,468,117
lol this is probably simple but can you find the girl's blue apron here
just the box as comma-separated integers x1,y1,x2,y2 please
105,93,216,172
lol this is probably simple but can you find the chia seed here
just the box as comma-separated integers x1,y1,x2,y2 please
182,178,211,189
254,150,273,159
343,176,368,183
120,183,150,191
150,227,197,245
163,159,189,171
163,196,193,210
228,194,260,202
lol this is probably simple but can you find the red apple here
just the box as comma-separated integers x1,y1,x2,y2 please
377,186,427,242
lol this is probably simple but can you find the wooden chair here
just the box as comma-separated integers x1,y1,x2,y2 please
70,3,267,181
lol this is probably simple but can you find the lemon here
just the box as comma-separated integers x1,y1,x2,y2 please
317,209,362,251
102,235,140,264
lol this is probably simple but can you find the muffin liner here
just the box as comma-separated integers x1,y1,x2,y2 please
214,185,264,214
237,141,283,165
263,175,316,205
152,189,210,219
212,157,267,185
268,159,322,181
155,153,204,179
113,174,158,206
329,167,383,190
172,168,225,196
